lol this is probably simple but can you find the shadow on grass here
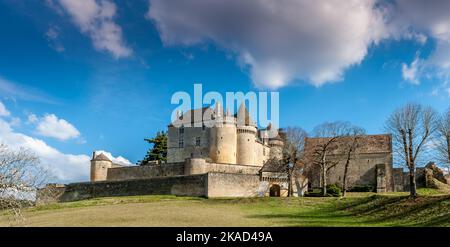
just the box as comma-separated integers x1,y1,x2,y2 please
246,195,450,226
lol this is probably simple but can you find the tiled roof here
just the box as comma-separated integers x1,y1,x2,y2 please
304,134,392,154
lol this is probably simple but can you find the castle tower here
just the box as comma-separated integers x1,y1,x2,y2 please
268,135,284,160
266,125,284,160
209,102,237,164
236,103,257,165
90,152,112,182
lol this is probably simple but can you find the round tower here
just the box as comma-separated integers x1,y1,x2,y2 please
236,125,257,165
269,136,284,160
209,103,237,164
236,104,257,165
90,152,112,182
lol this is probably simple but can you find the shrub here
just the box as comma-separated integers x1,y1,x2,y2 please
304,191,323,197
305,185,341,197
326,184,342,197
348,185,374,192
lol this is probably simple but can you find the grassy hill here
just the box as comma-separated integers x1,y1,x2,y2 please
1,189,449,227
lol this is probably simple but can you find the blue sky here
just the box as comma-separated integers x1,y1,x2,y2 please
0,0,449,182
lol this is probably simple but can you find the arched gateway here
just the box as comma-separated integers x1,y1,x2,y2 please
269,184,281,197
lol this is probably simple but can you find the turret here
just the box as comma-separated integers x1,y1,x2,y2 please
268,135,284,160
90,152,112,182
264,124,284,160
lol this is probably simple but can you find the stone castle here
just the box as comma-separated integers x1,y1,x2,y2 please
83,103,294,200
38,103,445,203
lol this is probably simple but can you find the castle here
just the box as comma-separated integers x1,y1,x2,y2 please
39,103,442,203
91,103,284,183
167,103,284,166
85,103,295,199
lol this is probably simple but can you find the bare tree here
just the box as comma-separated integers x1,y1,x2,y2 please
341,126,366,197
283,127,308,196
436,107,450,173
0,144,50,224
385,103,438,197
306,122,351,196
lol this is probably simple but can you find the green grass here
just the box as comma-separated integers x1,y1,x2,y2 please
1,190,449,227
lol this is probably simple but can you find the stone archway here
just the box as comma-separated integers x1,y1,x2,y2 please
269,184,281,197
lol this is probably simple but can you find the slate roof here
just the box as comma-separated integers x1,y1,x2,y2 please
170,106,215,126
260,159,287,172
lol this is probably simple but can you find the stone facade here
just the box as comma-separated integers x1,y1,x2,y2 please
304,134,395,192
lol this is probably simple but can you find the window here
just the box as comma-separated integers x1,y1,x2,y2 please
263,148,266,156
178,139,184,148
179,126,184,134
202,124,206,131
195,137,201,146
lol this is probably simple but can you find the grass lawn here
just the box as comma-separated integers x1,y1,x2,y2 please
1,189,449,227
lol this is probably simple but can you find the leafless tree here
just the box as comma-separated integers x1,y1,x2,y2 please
436,107,450,173
283,127,308,196
0,144,50,224
306,121,352,196
341,126,366,197
385,103,438,197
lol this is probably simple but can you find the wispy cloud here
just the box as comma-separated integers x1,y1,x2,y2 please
48,0,132,58
46,25,65,53
402,57,421,85
0,77,59,104
0,101,10,116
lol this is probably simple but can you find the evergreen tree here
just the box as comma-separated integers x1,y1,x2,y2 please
139,131,167,165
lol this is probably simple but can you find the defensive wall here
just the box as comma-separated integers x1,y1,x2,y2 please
37,172,266,203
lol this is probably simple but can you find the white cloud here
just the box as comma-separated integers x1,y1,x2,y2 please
0,118,89,183
0,114,134,183
401,57,421,84
392,0,450,83
95,150,132,166
54,0,132,58
0,101,10,116
36,114,80,141
146,0,450,89
147,0,389,88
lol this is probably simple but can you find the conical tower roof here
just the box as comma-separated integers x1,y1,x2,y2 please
92,153,111,161
236,103,256,126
